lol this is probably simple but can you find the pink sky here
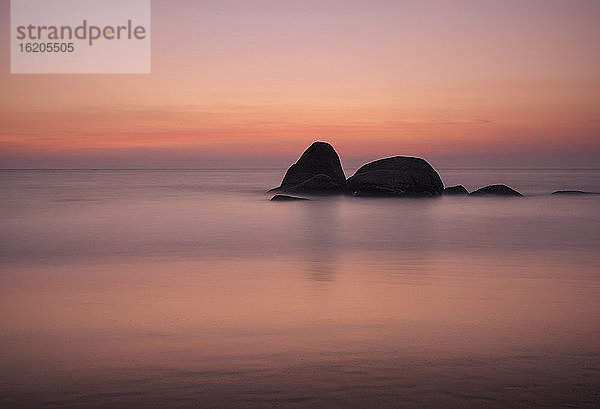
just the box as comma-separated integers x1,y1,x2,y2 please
1,0,599,168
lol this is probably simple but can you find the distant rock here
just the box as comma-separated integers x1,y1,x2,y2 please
443,185,468,195
270,142,346,193
552,190,598,195
270,194,310,201
346,156,444,196
470,184,522,196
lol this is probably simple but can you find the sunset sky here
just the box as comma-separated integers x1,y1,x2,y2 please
1,0,599,169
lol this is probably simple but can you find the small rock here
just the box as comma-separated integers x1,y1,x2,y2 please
470,184,522,196
270,195,310,201
552,190,598,195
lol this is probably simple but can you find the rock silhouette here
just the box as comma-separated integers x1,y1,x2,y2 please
443,185,468,195
270,142,346,193
271,194,310,201
346,156,444,196
470,184,522,196
552,190,598,195
266,142,567,199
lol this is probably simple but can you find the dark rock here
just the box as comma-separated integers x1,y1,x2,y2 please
346,156,444,197
470,184,522,196
552,190,598,195
443,185,468,195
271,194,310,201
282,174,342,193
270,142,346,193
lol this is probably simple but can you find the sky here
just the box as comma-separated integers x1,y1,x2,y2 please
1,0,599,169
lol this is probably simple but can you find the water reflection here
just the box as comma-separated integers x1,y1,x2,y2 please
300,198,341,282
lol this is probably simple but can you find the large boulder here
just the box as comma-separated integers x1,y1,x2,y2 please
470,184,522,196
346,156,444,196
270,142,346,193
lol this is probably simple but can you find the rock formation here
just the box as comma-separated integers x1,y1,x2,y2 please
346,156,444,196
270,142,346,193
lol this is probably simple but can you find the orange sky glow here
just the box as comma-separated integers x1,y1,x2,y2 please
1,0,599,168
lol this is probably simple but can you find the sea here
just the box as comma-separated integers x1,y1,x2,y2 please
1,168,599,408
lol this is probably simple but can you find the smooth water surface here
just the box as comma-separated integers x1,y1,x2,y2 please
1,169,600,408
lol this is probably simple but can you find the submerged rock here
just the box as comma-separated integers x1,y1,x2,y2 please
443,185,468,195
346,156,444,196
552,190,598,195
470,184,522,196
270,194,310,201
270,142,346,193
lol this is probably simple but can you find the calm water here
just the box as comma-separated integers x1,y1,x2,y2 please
1,169,600,408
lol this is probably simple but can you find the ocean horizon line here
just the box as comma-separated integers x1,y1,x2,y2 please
1,167,600,172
